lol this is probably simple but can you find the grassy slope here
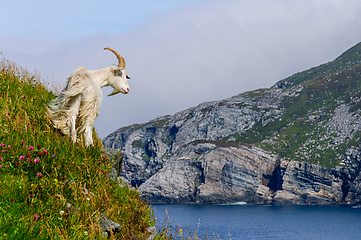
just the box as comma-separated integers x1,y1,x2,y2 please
0,58,161,239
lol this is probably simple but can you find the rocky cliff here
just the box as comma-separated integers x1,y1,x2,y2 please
104,42,361,204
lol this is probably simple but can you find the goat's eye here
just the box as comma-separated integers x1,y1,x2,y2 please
114,70,122,76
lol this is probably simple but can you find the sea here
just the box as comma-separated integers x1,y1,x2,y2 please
151,203,361,240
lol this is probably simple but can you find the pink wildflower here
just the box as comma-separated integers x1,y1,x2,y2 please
29,146,34,151
19,155,24,161
34,158,40,164
20,140,24,145
33,214,39,220
7,145,11,148
0,165,2,168
21,95,25,98
0,156,3,161
0,143,4,147
6,165,9,167
36,172,41,178
43,149,48,156
5,114,9,118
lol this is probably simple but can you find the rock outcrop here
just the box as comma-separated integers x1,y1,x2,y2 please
139,142,277,204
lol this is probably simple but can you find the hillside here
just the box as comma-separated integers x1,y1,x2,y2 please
271,41,361,88
103,41,361,204
0,58,160,239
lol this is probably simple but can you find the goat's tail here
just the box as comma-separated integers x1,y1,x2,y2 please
47,95,73,135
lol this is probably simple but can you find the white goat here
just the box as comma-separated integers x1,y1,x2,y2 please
48,48,130,146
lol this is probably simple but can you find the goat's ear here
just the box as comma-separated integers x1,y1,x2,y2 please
126,75,131,79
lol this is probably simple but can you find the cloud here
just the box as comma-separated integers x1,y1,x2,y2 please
0,0,203,39
2,0,361,138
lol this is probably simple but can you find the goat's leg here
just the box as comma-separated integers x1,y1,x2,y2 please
69,96,81,143
83,111,98,147
84,123,93,147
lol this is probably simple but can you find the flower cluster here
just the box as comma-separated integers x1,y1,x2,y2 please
0,141,53,179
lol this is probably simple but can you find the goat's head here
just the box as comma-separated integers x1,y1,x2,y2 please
104,47,131,96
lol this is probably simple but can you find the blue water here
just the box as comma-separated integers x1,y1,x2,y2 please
152,204,361,240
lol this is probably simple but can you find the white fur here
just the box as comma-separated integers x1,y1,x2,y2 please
48,65,129,146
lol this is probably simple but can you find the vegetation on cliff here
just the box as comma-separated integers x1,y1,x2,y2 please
241,42,361,168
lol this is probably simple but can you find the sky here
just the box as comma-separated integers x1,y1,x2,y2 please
1,0,361,138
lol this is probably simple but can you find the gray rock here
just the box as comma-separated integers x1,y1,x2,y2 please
98,213,121,237
273,191,299,204
103,86,301,192
102,148,123,181
136,141,361,205
139,142,278,204
147,226,157,240
102,94,361,205
278,161,343,204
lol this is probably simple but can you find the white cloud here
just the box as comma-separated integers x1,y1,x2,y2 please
2,0,361,138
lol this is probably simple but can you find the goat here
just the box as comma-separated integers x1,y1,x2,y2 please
48,48,130,146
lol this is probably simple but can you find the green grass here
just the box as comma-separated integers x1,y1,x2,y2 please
0,58,177,239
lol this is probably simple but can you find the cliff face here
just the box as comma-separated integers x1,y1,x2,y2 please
104,42,361,204
139,142,277,204
103,86,300,193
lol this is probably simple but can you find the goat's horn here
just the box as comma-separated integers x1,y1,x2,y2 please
104,47,126,68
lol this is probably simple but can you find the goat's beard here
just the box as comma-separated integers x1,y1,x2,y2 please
108,89,121,96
